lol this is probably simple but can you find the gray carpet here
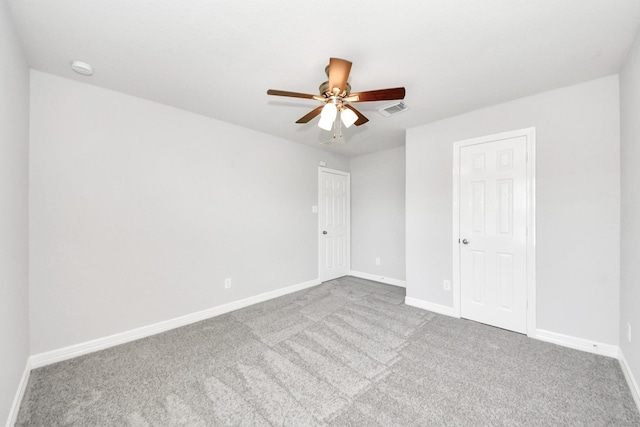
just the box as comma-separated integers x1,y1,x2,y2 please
16,276,640,426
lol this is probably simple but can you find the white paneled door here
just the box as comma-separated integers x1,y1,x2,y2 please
319,168,350,282
458,135,528,334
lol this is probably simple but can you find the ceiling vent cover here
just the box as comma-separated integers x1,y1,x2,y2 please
378,101,408,117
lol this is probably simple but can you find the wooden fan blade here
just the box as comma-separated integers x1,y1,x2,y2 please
296,105,324,124
328,58,352,95
267,89,316,99
349,87,406,102
344,104,369,126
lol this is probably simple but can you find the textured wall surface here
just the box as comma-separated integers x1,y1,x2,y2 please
350,147,406,281
0,0,30,423
29,71,349,354
620,26,640,403
407,76,620,345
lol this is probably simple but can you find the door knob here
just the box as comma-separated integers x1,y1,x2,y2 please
322,231,328,235
462,239,469,245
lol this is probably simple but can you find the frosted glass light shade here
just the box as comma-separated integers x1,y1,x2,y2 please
320,103,337,119
341,108,358,128
318,103,337,131
318,115,334,131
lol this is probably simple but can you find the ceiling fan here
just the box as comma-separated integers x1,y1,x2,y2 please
267,58,406,134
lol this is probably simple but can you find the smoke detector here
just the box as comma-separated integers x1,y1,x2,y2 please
71,61,93,76
378,101,408,117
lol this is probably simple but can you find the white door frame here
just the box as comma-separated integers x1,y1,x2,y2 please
452,127,536,337
318,167,351,281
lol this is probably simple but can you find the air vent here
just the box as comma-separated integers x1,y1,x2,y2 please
378,101,409,117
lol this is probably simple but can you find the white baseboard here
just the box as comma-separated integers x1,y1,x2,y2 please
30,278,320,369
6,359,31,427
534,329,618,358
349,270,406,288
619,348,640,411
404,296,457,317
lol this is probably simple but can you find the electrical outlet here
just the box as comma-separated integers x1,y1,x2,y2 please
443,280,451,291
224,278,231,289
375,258,381,266
629,322,632,343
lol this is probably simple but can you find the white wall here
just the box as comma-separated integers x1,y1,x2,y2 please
350,147,405,281
0,0,30,423
406,76,620,345
620,28,640,395
29,71,349,354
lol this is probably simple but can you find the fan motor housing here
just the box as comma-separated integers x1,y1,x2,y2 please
319,81,351,97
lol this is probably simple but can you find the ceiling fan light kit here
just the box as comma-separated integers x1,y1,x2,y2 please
318,119,334,131
321,102,337,120
267,58,406,142
341,108,358,128
318,103,337,130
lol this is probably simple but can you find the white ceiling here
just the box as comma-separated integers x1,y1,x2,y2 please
7,0,640,156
